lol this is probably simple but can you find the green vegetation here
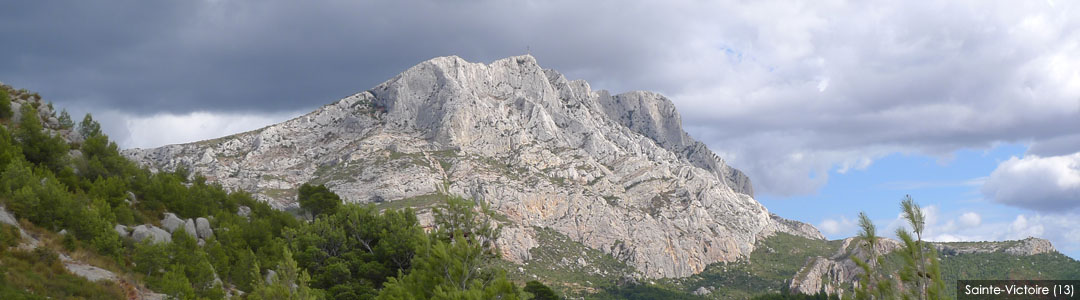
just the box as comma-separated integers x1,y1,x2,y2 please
288,204,425,299
298,183,341,219
15,105,69,172
851,211,894,299
0,88,300,299
248,248,320,300
378,195,520,299
893,195,946,299
670,233,837,299
0,88,11,120
524,280,559,300
505,226,635,293
57,109,74,129
0,246,126,299
78,113,102,139
375,193,447,211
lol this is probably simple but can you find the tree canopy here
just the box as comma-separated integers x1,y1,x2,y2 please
298,183,341,219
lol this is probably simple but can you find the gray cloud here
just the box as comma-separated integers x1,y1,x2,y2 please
0,0,682,114
2,0,1078,197
982,153,1080,212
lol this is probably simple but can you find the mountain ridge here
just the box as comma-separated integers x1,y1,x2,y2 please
123,54,820,279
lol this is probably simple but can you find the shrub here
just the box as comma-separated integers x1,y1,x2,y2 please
0,88,11,120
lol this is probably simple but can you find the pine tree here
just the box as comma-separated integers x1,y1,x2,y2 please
78,113,102,139
524,280,559,300
297,183,341,219
377,196,520,300
896,195,944,300
57,109,74,129
852,211,893,299
249,247,320,300
15,105,68,172
158,264,196,300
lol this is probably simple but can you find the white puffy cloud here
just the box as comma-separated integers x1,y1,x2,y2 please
671,0,1080,196
819,216,857,236
958,212,982,228
981,153,1080,212
111,110,305,149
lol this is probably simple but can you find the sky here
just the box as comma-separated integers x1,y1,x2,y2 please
2,1,1078,258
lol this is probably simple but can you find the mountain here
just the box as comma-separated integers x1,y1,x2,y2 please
123,55,823,279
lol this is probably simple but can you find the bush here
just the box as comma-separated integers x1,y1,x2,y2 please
525,280,559,300
57,109,73,129
0,88,11,120
297,183,341,219
15,105,68,173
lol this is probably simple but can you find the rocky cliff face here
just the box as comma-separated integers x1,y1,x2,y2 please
123,55,821,278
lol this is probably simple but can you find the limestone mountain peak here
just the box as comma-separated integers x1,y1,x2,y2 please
124,55,816,278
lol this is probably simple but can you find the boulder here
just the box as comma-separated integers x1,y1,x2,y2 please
195,217,213,239
161,213,184,233
114,224,129,237
182,219,197,238
131,225,171,244
9,102,21,124
65,130,84,144
237,206,252,218
265,269,277,285
693,287,711,296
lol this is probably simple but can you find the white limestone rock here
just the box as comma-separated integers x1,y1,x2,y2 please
183,219,197,238
161,213,184,233
195,217,213,239
0,206,17,227
131,225,171,244
237,206,252,218
114,224,129,237
123,55,820,279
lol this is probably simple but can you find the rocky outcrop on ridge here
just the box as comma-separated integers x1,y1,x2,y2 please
123,55,822,278
789,237,1059,296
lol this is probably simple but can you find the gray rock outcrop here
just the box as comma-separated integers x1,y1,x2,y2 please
114,224,129,237
182,218,197,238
934,237,1057,256
0,206,17,227
195,217,213,239
237,206,252,218
124,55,821,278
1004,237,1056,255
161,213,184,232
131,225,172,244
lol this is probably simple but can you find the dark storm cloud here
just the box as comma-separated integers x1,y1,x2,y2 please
0,0,680,114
